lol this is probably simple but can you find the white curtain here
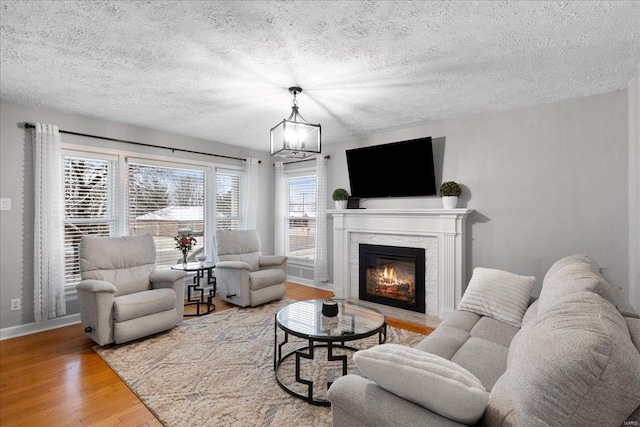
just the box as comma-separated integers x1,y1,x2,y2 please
33,123,66,321
314,156,329,282
274,161,287,256
242,157,259,230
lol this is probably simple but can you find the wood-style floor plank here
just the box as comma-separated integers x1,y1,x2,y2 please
0,283,432,426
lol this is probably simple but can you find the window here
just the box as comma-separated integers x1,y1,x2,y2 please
62,147,220,290
216,170,242,230
128,162,206,268
63,155,116,286
286,174,317,260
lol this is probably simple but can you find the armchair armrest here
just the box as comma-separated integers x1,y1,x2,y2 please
76,280,117,346
215,261,252,270
76,279,117,294
150,269,188,284
259,255,288,268
150,270,187,320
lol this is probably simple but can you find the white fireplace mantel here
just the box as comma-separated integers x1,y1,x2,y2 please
328,209,472,319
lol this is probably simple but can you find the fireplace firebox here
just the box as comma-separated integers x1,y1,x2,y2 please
359,244,425,313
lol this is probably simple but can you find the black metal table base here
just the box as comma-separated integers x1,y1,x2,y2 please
183,268,216,317
273,320,387,406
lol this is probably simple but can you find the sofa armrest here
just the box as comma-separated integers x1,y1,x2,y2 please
76,279,117,294
327,375,466,427
215,260,252,270
150,270,187,319
259,255,288,268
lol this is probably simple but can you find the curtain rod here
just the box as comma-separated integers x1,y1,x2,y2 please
23,122,260,164
279,155,331,166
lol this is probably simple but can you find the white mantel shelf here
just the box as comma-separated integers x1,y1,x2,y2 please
327,208,472,215
328,208,473,320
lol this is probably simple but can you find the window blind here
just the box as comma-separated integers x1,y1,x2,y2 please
216,171,242,230
127,162,205,268
63,156,116,285
287,175,317,260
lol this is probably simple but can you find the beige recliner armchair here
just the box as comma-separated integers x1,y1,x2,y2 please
215,229,287,307
77,234,187,346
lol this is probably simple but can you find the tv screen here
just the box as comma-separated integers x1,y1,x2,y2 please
346,137,437,198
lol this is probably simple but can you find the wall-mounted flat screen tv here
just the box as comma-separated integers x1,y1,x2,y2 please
346,137,437,198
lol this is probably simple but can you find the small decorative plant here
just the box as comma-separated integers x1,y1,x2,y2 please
438,181,462,198
332,188,350,201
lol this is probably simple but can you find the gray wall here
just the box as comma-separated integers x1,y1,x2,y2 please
0,100,274,328
323,90,632,298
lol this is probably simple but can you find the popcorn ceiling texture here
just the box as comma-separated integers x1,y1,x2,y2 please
1,1,639,150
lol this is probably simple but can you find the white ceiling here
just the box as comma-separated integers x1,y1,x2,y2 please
1,1,640,152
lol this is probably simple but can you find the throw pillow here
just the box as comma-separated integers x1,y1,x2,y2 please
353,344,489,425
458,267,535,328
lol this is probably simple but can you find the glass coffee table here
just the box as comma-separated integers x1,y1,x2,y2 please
273,299,387,406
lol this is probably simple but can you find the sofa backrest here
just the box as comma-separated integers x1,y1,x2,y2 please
215,229,261,271
80,234,156,296
485,255,640,427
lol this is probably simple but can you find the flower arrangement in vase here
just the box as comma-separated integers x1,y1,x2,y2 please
175,228,197,265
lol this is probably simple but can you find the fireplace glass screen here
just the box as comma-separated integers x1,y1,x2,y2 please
359,244,425,313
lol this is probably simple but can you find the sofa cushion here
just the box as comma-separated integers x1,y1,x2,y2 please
450,337,509,392
458,267,535,328
481,374,518,427
543,253,601,281
469,316,519,348
508,291,640,427
521,299,539,327
353,344,489,425
538,261,618,316
414,309,518,391
627,317,640,353
113,288,177,322
414,326,471,360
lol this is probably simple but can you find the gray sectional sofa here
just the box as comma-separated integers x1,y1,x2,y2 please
327,254,640,426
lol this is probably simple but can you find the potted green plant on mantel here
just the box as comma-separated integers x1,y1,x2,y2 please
438,181,462,209
332,188,350,209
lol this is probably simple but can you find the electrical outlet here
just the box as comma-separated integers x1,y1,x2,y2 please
0,198,10,211
10,298,21,311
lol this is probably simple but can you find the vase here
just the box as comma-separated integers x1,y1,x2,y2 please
182,249,189,266
442,196,458,209
335,200,347,209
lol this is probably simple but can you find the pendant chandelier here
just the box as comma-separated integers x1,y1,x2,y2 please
270,87,321,158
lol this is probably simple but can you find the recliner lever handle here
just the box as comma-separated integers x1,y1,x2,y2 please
226,293,237,298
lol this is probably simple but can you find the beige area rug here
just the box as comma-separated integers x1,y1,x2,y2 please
95,299,426,427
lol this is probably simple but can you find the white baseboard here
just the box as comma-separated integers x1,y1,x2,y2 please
0,313,81,341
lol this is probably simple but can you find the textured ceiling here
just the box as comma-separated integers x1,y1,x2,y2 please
1,1,640,152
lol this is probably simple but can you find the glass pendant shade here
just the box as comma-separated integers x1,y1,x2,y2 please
270,88,321,158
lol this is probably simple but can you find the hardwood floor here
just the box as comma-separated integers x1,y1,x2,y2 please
0,283,432,426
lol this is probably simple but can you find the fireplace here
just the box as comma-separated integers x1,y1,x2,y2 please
359,244,425,313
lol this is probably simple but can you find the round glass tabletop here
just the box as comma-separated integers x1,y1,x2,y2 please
170,262,215,271
276,299,386,340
